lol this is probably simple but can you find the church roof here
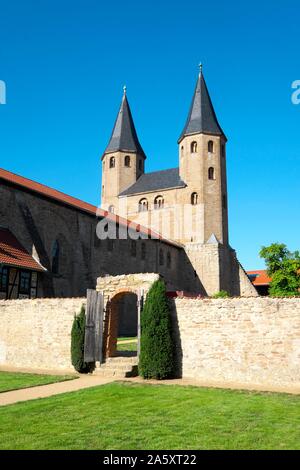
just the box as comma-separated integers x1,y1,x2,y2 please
103,90,146,159
119,168,186,196
178,69,225,142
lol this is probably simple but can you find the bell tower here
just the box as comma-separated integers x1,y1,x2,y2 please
101,87,146,212
178,65,228,246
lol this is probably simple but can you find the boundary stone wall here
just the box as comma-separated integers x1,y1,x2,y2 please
0,298,85,370
171,297,300,388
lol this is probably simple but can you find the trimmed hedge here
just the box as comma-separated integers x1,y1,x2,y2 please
139,280,174,379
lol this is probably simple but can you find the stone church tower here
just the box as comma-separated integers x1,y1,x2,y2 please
101,87,146,214
178,66,228,246
100,69,256,297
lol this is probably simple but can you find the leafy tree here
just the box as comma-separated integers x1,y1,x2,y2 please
212,290,229,298
71,305,92,373
259,243,300,297
139,280,174,379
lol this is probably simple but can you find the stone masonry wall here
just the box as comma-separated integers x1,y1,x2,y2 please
171,297,300,388
0,298,85,370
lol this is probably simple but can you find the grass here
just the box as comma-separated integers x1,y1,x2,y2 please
0,371,76,393
117,336,137,352
0,382,299,450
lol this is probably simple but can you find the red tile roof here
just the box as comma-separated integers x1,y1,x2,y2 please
0,168,182,248
0,228,45,271
247,270,272,286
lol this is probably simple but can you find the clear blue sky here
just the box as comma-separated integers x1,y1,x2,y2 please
0,0,299,270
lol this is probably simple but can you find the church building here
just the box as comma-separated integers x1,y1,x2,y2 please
0,68,256,299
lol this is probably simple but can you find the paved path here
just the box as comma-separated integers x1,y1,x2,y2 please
0,375,113,407
1,369,299,407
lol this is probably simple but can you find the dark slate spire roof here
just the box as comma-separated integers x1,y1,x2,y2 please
103,89,146,159
119,168,186,197
178,69,225,142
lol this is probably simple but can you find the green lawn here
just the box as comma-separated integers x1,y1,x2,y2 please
0,371,76,393
0,382,299,450
117,337,137,352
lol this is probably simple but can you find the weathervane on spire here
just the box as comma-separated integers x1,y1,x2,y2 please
123,85,127,95
199,62,203,75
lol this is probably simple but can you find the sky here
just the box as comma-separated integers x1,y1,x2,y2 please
0,0,299,270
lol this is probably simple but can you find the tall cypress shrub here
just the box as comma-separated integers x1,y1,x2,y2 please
71,305,91,373
139,279,174,379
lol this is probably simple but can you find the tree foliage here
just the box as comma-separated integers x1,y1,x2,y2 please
212,290,229,298
259,243,300,297
139,280,174,380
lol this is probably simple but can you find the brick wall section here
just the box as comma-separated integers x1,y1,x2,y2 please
0,298,85,370
171,297,300,387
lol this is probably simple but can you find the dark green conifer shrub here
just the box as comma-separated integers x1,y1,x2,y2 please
139,280,174,379
71,305,92,373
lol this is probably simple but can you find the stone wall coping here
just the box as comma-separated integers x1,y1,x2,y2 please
174,296,300,302
0,297,86,305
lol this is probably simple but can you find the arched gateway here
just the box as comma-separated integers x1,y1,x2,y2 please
84,273,160,368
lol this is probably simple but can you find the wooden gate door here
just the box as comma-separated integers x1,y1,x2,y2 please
84,289,104,364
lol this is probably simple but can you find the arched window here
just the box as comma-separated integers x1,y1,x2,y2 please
154,195,164,209
141,242,146,260
51,240,60,274
109,156,115,168
208,140,214,153
159,248,164,266
124,155,130,167
131,240,137,257
191,141,197,153
107,239,114,252
108,205,115,214
167,252,171,269
208,167,215,180
138,198,148,212
191,192,198,205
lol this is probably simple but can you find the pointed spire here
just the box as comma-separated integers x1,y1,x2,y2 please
178,67,225,142
103,88,146,158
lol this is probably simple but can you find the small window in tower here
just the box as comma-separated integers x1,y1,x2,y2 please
191,141,197,153
223,195,227,209
139,159,143,171
139,198,148,212
154,195,164,210
181,146,184,157
191,192,198,205
208,140,214,153
208,167,215,180
141,242,146,260
124,155,130,167
159,248,164,266
221,144,225,158
108,205,115,214
167,252,171,269
131,240,137,257
109,156,115,168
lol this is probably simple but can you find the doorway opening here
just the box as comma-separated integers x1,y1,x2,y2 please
103,292,138,359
